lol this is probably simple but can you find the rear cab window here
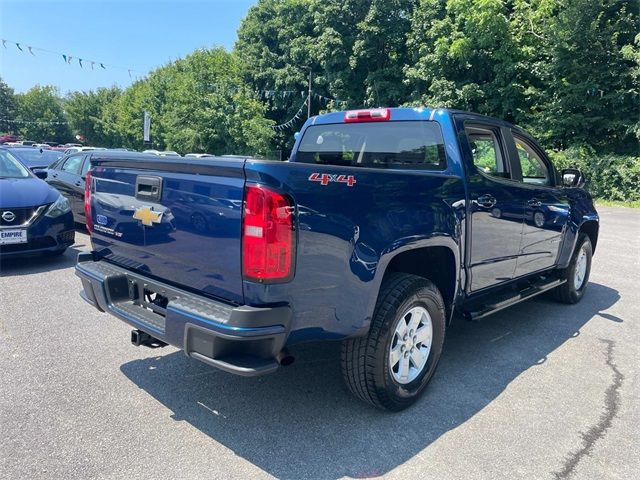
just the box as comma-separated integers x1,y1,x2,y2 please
296,121,447,170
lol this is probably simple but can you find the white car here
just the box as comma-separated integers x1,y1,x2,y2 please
143,149,181,157
63,146,106,155
185,153,215,158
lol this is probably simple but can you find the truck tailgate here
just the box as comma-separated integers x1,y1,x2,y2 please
88,156,246,304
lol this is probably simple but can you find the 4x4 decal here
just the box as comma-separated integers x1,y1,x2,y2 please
308,173,357,187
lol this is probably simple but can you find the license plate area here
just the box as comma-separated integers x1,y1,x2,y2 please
126,278,170,318
0,229,27,245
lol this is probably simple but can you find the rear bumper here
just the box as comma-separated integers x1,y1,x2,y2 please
75,252,292,376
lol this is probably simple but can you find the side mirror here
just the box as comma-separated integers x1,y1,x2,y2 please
34,170,48,180
561,168,585,188
294,131,300,140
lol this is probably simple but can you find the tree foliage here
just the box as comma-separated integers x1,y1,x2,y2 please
0,77,17,132
65,87,123,147
102,48,274,155
15,85,70,142
1,0,637,164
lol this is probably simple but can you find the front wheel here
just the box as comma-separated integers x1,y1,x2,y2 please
552,233,593,304
341,273,446,411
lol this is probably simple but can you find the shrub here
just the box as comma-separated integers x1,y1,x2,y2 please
548,147,640,202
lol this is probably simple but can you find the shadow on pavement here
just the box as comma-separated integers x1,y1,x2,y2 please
0,244,86,276
120,282,621,479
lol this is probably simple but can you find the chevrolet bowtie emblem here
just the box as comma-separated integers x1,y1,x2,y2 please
133,206,163,227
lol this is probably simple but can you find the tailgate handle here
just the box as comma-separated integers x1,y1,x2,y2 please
135,175,163,202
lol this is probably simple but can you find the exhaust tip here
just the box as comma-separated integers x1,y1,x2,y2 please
276,349,295,367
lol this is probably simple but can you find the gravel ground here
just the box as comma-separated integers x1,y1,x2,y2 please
0,207,638,480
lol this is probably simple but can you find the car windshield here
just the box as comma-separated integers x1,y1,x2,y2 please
7,147,47,167
296,121,447,170
0,150,32,178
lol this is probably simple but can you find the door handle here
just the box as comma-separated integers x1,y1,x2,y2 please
476,194,497,208
528,198,542,208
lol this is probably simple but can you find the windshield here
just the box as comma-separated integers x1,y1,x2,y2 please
0,150,32,178
296,121,447,170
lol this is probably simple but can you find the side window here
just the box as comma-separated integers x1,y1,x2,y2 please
513,136,550,186
466,126,509,179
50,157,65,170
61,154,84,174
80,156,91,177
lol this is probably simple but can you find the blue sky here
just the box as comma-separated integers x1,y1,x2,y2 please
0,0,254,93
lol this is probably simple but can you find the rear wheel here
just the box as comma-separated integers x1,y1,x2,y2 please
341,273,446,411
191,213,208,233
553,233,593,304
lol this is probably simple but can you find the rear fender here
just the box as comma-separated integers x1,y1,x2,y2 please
364,235,461,328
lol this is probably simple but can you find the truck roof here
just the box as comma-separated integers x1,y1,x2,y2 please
308,106,522,131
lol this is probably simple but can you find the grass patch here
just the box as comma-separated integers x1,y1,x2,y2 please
595,199,640,208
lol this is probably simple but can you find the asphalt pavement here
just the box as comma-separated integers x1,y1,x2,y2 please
1,207,638,480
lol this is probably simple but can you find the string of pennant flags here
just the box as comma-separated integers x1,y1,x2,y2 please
1,38,140,78
5,38,347,109
270,95,309,131
4,38,349,131
0,117,68,125
258,89,347,107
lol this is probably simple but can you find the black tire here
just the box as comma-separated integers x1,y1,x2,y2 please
552,233,593,304
191,213,208,233
341,273,446,411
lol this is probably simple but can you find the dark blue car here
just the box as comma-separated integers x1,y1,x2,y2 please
0,148,75,257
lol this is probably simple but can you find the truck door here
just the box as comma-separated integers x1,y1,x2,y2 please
463,124,526,292
506,132,570,277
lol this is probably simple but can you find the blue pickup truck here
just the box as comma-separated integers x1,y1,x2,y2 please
75,107,598,410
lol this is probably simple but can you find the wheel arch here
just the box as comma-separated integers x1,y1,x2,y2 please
579,219,599,253
374,240,460,324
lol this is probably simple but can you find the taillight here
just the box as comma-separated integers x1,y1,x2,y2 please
84,170,93,233
344,108,391,123
242,185,294,282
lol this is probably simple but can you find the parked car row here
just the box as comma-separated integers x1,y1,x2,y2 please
0,143,248,259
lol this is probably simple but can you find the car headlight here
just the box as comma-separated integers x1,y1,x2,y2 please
45,195,72,218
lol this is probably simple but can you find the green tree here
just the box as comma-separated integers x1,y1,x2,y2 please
348,0,416,106
104,47,274,156
15,85,71,143
235,0,419,150
160,48,274,155
405,0,524,121
235,0,318,146
101,72,170,150
522,0,639,152
0,77,17,133
64,87,122,147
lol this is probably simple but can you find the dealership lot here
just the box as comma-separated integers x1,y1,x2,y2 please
0,207,638,480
